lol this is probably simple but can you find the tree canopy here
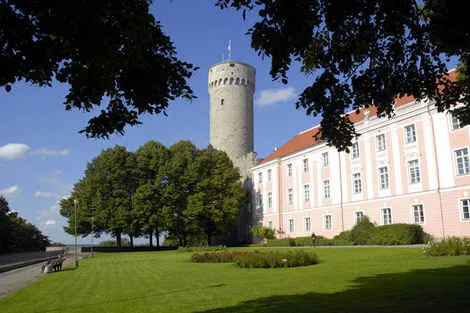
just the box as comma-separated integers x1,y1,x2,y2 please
0,0,196,138
217,0,470,150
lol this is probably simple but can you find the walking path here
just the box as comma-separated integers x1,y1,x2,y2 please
0,254,87,299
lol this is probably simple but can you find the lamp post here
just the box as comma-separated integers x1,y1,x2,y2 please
73,199,79,268
90,208,95,258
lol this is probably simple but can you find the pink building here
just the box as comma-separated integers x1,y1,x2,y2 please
251,71,470,239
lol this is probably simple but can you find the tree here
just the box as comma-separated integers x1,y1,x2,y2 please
134,140,170,247
250,225,276,243
217,0,470,151
1,0,196,138
187,146,246,245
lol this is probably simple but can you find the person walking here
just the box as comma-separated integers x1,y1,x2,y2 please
310,232,317,248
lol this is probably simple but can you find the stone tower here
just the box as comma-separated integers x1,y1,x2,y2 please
208,61,257,179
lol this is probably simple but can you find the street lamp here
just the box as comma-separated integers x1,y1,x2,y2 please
73,199,79,268
90,207,95,258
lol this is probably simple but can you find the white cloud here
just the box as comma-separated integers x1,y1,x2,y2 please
40,170,64,184
34,191,59,198
255,87,297,107
0,143,30,160
45,220,56,226
30,148,71,159
0,185,21,197
39,204,60,218
40,219,57,230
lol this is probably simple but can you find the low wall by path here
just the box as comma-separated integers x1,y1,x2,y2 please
0,250,67,266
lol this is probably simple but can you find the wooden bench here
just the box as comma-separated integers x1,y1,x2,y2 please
41,257,65,274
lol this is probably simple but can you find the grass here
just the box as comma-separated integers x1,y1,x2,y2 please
1,247,469,312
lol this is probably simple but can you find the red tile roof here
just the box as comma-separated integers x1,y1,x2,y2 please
259,70,458,164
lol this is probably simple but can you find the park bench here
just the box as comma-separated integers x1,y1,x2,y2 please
41,256,65,274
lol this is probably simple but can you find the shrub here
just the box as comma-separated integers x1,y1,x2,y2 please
266,238,295,247
178,245,226,253
294,236,311,246
191,250,239,263
350,216,376,245
251,226,276,241
334,231,353,242
424,237,470,256
233,250,319,268
372,224,424,245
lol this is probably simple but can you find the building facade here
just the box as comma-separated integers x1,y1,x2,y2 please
251,75,470,239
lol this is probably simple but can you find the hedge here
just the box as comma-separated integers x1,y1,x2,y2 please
372,223,425,245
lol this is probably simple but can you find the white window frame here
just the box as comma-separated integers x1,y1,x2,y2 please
303,158,309,172
454,147,470,176
354,211,364,224
411,204,425,224
267,192,272,208
304,184,310,203
323,179,330,199
381,208,392,225
287,164,293,176
256,193,263,211
460,198,470,221
376,134,386,152
408,159,421,184
451,112,463,131
258,172,263,184
405,124,417,144
352,142,360,159
268,220,273,229
378,166,390,190
322,152,329,167
288,218,295,232
353,173,362,194
304,217,311,232
288,188,293,205
267,169,272,181
324,215,332,230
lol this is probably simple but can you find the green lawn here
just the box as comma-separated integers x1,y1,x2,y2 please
1,247,469,313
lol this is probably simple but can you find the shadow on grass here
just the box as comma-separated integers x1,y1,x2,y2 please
197,262,470,313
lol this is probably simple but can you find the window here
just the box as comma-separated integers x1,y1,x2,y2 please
256,194,263,210
267,192,272,208
258,172,263,184
378,167,389,190
408,159,421,184
304,184,310,202
405,124,416,143
287,164,293,176
324,215,332,230
288,219,295,232
304,217,311,232
267,169,272,181
376,134,386,152
303,158,309,172
352,142,360,159
461,199,470,220
412,204,425,223
455,148,470,175
451,112,463,130
322,152,329,167
288,188,293,205
382,208,392,225
355,211,364,224
323,180,330,199
353,173,362,194
268,220,273,229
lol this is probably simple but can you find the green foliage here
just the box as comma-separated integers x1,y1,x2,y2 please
250,226,276,241
266,238,296,247
1,0,196,139
178,245,226,253
217,1,470,150
190,250,240,263
233,250,319,269
293,236,354,246
334,231,353,242
350,216,376,245
424,237,470,256
372,224,425,245
0,196,50,253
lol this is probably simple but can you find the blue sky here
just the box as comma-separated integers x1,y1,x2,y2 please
0,1,318,244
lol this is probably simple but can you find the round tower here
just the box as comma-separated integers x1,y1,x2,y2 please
208,61,256,161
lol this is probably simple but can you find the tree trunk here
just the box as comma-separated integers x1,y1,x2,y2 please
116,232,122,247
130,235,134,248
207,231,212,246
156,231,160,247
149,230,153,247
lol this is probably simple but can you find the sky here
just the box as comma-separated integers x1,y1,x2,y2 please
0,1,319,245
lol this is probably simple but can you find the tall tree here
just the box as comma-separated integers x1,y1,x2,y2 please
187,146,246,245
217,0,470,151
1,0,196,138
134,140,170,247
